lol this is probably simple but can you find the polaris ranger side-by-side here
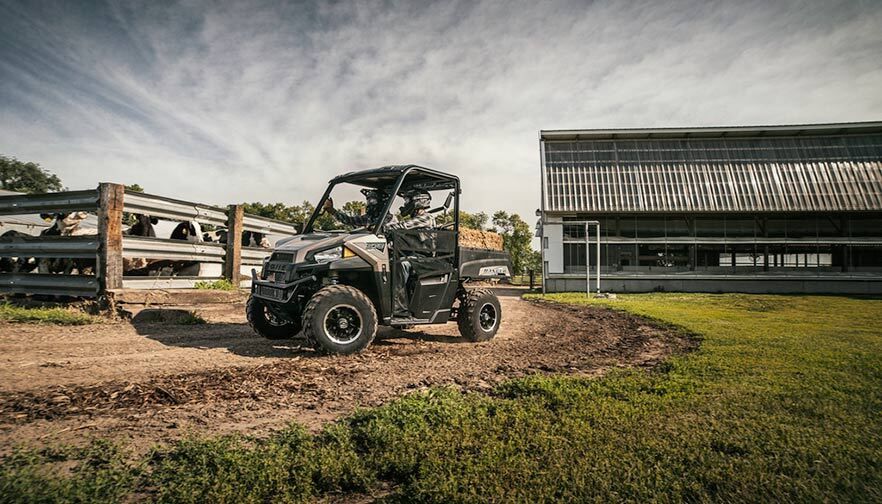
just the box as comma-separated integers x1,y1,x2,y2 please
247,165,513,354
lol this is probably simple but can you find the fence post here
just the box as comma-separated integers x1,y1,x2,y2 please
224,204,244,286
97,183,124,294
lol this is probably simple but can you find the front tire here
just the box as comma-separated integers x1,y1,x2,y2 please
246,295,301,340
457,288,501,342
302,285,378,354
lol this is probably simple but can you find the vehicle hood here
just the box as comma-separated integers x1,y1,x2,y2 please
272,232,363,263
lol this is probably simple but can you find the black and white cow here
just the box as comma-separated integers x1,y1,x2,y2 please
201,229,269,248
39,212,92,237
170,221,202,242
243,231,270,248
36,212,95,274
0,230,38,273
126,214,158,237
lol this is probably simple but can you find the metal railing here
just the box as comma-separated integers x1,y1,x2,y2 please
0,183,299,297
0,189,99,216
122,237,227,262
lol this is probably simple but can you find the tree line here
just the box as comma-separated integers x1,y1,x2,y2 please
1,156,540,275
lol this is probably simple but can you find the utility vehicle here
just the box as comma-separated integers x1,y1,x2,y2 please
247,165,512,354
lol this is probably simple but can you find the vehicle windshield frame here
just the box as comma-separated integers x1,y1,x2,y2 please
303,166,460,236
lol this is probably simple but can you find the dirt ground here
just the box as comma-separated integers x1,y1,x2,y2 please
0,288,693,454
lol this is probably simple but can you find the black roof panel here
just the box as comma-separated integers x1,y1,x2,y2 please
330,165,458,191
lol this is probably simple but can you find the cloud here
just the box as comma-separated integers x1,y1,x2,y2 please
1,0,881,224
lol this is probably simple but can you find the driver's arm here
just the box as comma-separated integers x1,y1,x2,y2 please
386,213,435,230
324,199,370,228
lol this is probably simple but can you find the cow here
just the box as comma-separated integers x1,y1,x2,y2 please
36,212,95,274
39,212,93,237
202,228,228,243
170,221,202,242
0,230,38,273
126,214,158,237
123,214,160,273
202,229,269,248
243,231,271,248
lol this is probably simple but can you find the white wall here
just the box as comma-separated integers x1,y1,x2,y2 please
544,217,563,274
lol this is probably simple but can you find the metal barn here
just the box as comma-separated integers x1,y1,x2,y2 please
538,121,882,294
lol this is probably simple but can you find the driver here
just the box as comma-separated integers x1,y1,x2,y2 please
386,190,434,231
323,188,389,229
387,190,435,317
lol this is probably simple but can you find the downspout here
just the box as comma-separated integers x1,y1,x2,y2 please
539,134,547,294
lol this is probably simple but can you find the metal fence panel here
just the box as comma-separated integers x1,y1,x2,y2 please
0,235,99,259
242,215,299,235
241,246,272,266
122,276,223,289
122,236,225,262
0,273,98,297
123,192,228,226
0,190,99,216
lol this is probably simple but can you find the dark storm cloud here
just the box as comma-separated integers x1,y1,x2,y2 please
1,0,880,220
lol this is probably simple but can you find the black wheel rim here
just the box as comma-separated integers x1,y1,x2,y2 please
323,304,363,344
264,306,287,327
478,302,497,332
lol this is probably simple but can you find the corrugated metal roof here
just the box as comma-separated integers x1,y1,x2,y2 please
541,125,882,213
540,121,882,141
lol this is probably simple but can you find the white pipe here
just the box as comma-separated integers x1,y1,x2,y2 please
597,223,601,293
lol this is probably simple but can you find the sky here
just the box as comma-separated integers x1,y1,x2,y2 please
1,0,881,224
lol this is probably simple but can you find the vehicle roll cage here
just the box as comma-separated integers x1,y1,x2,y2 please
304,165,461,237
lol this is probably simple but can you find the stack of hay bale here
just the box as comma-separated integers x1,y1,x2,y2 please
459,228,503,251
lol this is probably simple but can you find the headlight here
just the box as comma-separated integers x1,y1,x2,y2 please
313,246,342,263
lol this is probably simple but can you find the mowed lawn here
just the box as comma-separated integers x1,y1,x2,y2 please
2,294,881,503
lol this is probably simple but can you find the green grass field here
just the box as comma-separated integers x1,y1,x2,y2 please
2,293,881,503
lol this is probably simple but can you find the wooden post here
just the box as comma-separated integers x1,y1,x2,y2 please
97,183,124,294
224,204,244,286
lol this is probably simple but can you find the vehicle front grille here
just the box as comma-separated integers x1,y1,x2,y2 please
270,252,295,263
266,262,289,273
255,284,286,301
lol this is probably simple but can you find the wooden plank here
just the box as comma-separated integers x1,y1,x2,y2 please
109,288,247,305
97,183,124,292
224,204,244,285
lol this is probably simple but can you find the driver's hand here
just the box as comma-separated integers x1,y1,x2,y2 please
323,198,334,212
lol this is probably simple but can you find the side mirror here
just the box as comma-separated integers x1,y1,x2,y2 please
443,191,453,211
429,191,455,214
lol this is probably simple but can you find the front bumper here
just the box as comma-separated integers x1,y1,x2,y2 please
250,269,316,303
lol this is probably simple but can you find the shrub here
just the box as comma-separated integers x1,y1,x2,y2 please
194,279,236,291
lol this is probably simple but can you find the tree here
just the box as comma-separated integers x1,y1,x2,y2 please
241,200,369,232
122,184,146,225
242,201,315,231
342,200,366,215
439,210,488,230
491,211,534,276
525,249,542,275
0,156,63,193
461,211,489,230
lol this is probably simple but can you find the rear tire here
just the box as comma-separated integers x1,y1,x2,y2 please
302,285,378,354
246,295,301,340
457,288,501,342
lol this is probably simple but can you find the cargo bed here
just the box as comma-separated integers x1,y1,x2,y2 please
459,247,512,280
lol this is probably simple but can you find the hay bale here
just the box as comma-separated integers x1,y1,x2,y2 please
459,228,504,251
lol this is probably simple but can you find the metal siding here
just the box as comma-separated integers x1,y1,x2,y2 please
542,131,882,212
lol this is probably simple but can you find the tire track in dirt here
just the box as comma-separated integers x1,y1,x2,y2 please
0,292,696,451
